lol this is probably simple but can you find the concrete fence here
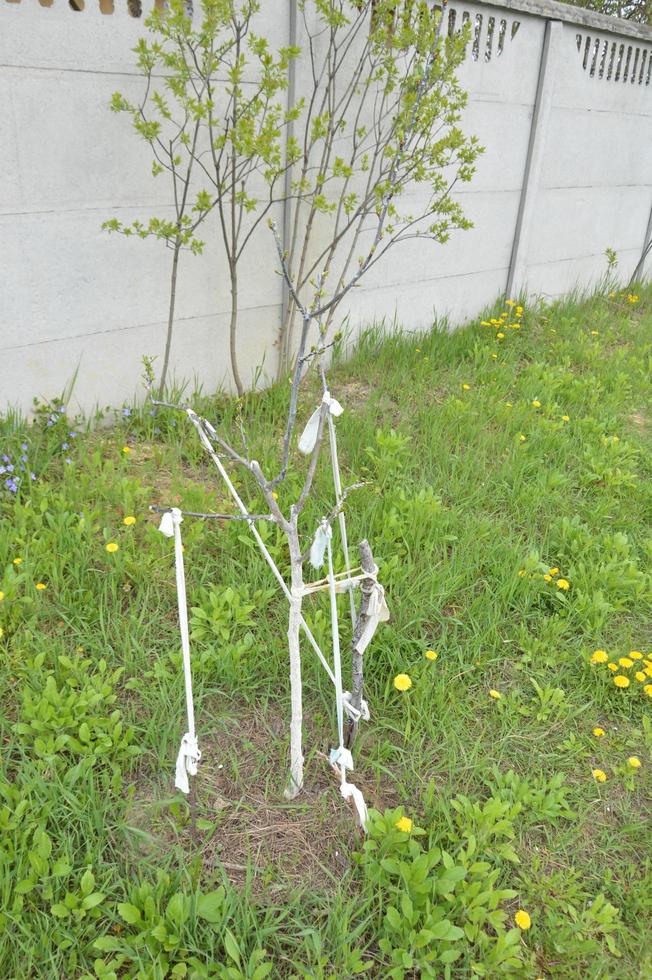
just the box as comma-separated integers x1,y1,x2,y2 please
1,0,651,415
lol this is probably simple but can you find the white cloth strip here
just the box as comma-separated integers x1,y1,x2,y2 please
354,566,390,656
342,690,370,723
159,508,201,795
326,528,369,830
298,390,343,455
186,410,337,687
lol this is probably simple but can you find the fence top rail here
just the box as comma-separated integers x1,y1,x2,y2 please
1,0,651,42
474,0,652,42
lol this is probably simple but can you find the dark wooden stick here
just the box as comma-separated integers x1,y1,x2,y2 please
344,539,376,749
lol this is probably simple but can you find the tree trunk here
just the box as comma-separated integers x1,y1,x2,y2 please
284,522,304,798
344,539,376,749
229,262,244,397
159,240,181,398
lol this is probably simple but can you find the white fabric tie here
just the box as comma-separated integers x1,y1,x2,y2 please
355,570,390,656
298,391,343,455
175,732,201,795
159,508,201,795
310,522,332,570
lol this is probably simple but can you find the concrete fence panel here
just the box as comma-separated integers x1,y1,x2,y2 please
1,0,651,415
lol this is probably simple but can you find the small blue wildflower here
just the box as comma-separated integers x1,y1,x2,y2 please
20,454,27,462
21,443,28,451
61,443,69,451
123,408,132,418
65,458,72,465
30,473,36,481
6,464,14,473
2,454,9,463
69,432,78,439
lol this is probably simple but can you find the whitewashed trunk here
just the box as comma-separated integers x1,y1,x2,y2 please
284,523,304,799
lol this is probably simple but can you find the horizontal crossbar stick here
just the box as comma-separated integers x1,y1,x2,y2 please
149,505,273,522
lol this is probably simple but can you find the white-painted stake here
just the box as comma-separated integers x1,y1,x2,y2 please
159,508,201,795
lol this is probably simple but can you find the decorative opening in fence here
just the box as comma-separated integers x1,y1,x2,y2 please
440,6,520,62
576,33,652,85
2,0,166,14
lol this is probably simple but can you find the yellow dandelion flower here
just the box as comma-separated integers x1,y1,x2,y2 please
497,332,505,339
491,353,498,359
591,330,599,336
593,727,605,737
590,650,608,664
618,657,633,669
506,402,513,408
635,671,646,682
462,383,471,391
549,568,560,576
562,415,570,422
532,400,541,408
393,673,412,692
592,768,607,783
608,662,618,671
425,650,438,661
629,651,642,659
506,299,516,307
519,434,526,442
394,816,413,833
13,558,22,565
643,684,652,696
489,689,502,699
613,675,630,688
543,574,552,582
514,910,531,930
556,579,570,590
106,542,119,554
627,294,639,304
645,667,652,677
35,583,47,591
123,516,136,526
518,569,526,577
271,491,279,500
0,592,4,602
415,347,421,353
627,756,641,768
122,446,131,454
481,321,491,327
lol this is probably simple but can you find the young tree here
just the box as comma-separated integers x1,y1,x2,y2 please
276,0,482,376
146,0,481,801
106,0,301,396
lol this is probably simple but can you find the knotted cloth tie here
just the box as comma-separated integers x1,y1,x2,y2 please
158,508,201,795
298,391,343,455
354,567,390,656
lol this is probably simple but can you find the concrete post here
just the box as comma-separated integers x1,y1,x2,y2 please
506,18,562,299
631,199,652,284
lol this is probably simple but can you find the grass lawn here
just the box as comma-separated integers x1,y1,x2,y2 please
1,286,651,979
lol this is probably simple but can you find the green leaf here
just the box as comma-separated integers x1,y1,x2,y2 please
196,889,225,924
80,868,95,896
166,892,190,927
117,902,141,924
81,893,106,910
52,859,72,877
223,929,241,966
93,937,122,953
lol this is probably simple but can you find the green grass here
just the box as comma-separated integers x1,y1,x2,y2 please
1,285,651,979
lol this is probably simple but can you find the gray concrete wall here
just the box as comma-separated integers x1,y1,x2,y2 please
1,0,651,414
